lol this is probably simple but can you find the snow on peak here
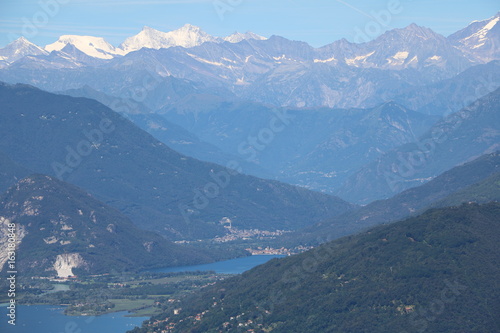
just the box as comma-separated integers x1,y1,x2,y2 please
224,32,267,43
0,37,48,63
45,35,124,59
12,36,30,45
3,37,44,51
468,15,499,42
119,24,220,53
451,13,499,56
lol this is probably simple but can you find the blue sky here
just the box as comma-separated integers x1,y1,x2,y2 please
0,0,498,48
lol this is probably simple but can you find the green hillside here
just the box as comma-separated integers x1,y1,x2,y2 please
134,203,500,332
430,171,500,208
0,174,218,276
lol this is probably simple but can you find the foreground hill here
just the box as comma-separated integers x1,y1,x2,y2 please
136,203,500,333
0,175,216,277
2,19,494,110
0,82,353,240
430,171,500,208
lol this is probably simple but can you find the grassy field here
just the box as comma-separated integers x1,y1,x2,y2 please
108,299,160,317
13,271,228,317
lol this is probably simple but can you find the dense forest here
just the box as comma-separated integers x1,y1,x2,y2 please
131,202,500,333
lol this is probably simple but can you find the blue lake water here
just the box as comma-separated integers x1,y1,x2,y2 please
1,255,285,333
150,254,286,274
0,304,147,333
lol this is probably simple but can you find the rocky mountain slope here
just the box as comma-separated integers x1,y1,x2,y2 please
0,174,215,277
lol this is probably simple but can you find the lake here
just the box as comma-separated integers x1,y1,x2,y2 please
1,255,285,333
0,305,147,333
150,254,286,274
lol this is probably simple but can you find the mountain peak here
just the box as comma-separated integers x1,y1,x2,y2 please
448,12,500,63
0,37,48,64
120,24,219,53
45,35,123,59
13,36,30,45
179,23,202,31
375,23,443,43
141,25,159,32
6,36,39,48
400,23,436,35
224,31,267,43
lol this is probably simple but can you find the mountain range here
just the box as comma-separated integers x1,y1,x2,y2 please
0,82,354,242
0,13,498,111
2,24,267,64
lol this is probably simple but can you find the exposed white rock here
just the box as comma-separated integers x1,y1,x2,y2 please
21,200,39,216
90,211,97,223
53,253,85,277
106,224,116,233
44,236,58,244
143,241,154,252
61,224,73,231
0,217,27,271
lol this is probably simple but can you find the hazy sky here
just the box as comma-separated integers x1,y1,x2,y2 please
0,0,498,48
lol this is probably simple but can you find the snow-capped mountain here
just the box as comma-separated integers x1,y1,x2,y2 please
40,25,227,58
448,12,500,63
119,25,267,53
0,37,48,67
119,24,220,53
318,23,470,71
45,35,125,59
224,32,267,43
0,14,499,110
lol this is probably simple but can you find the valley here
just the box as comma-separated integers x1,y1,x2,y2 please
0,5,499,333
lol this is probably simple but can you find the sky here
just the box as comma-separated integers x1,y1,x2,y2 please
0,0,498,48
